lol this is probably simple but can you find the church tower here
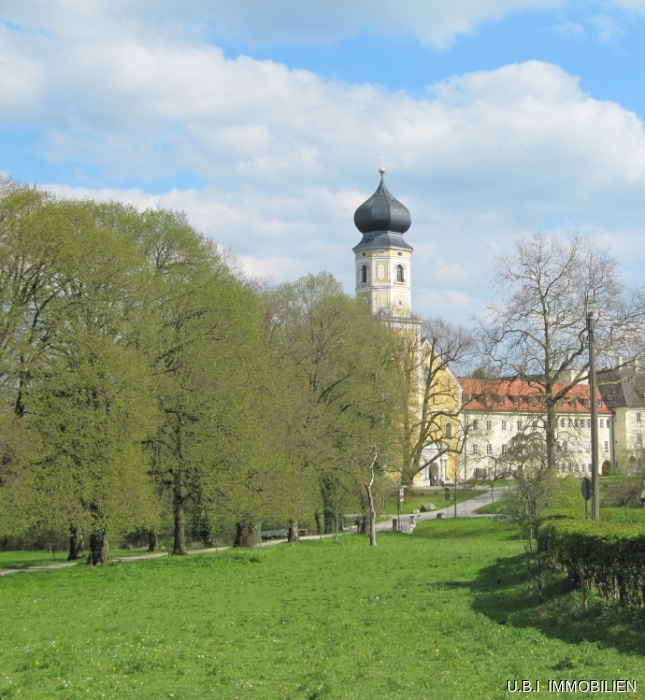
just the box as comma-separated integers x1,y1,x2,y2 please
353,167,413,317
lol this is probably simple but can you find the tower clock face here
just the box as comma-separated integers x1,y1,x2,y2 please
394,295,407,312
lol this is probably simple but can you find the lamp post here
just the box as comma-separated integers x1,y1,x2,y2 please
587,310,600,521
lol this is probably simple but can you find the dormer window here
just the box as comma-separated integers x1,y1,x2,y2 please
497,396,504,405
396,264,405,283
512,396,520,405
360,264,368,284
569,400,576,408
528,397,535,406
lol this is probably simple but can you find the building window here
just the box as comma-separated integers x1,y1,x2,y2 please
472,444,479,455
360,264,368,284
445,423,453,439
502,444,507,454
486,419,492,431
501,420,507,431
638,413,642,423
599,419,604,428
569,400,576,407
396,264,405,283
532,420,538,432
517,420,523,431
574,419,579,428
597,400,602,408
568,419,573,427
607,393,613,401
604,441,609,452
560,418,565,428
638,434,643,446
486,444,493,456
584,399,590,408
512,396,520,405
528,397,535,406
497,395,504,405
586,441,591,453
472,419,479,430
562,441,568,452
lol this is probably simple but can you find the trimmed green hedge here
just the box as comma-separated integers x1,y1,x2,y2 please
538,519,645,605
543,507,645,524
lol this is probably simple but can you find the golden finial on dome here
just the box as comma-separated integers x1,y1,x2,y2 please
378,154,386,174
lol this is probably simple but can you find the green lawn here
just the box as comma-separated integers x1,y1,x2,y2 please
383,487,482,515
1,520,642,699
0,543,211,571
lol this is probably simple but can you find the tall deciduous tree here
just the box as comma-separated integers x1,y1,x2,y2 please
265,273,401,536
480,232,645,479
391,317,474,486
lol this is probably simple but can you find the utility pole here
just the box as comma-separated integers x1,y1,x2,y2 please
587,310,600,521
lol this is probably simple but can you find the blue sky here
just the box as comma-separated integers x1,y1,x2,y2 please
1,1,645,323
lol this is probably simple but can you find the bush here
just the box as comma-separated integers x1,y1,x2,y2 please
538,519,645,605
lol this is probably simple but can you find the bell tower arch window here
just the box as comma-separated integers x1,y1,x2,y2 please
360,264,368,284
396,264,405,283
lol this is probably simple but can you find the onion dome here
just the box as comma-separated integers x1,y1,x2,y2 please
354,170,411,235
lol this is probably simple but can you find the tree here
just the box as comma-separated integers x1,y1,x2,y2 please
264,273,402,537
0,188,161,562
390,317,474,486
131,211,276,554
499,432,556,603
480,232,645,495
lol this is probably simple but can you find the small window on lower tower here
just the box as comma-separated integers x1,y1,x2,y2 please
396,264,405,282
360,264,368,284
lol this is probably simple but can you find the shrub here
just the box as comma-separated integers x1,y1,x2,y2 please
538,519,645,605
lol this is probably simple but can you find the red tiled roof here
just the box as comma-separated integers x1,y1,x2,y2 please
459,378,612,415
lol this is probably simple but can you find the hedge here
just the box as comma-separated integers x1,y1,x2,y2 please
543,507,645,524
538,519,645,605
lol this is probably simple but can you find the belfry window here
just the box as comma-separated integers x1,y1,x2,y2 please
360,264,368,284
396,264,405,283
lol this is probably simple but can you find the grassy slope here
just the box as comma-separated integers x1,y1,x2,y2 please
0,520,642,699
384,488,481,515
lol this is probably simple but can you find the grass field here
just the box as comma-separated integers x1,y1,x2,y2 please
383,487,482,515
1,519,643,699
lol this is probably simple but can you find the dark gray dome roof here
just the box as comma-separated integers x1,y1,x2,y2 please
354,174,411,235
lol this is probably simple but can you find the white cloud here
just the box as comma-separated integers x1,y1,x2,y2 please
1,0,568,49
591,13,626,41
2,6,645,322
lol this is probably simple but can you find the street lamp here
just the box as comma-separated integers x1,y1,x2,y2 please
587,310,600,521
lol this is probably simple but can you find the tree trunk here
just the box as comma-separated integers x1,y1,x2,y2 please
363,485,377,546
363,453,378,546
234,517,257,548
287,519,300,544
172,471,188,555
314,512,323,535
88,528,108,566
545,400,557,473
323,508,335,534
148,530,158,553
67,525,85,561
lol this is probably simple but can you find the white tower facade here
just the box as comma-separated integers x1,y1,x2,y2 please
352,169,413,318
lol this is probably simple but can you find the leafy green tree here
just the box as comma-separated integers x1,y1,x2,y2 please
265,273,402,538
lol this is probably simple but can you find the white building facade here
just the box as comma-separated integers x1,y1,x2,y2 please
459,378,613,478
